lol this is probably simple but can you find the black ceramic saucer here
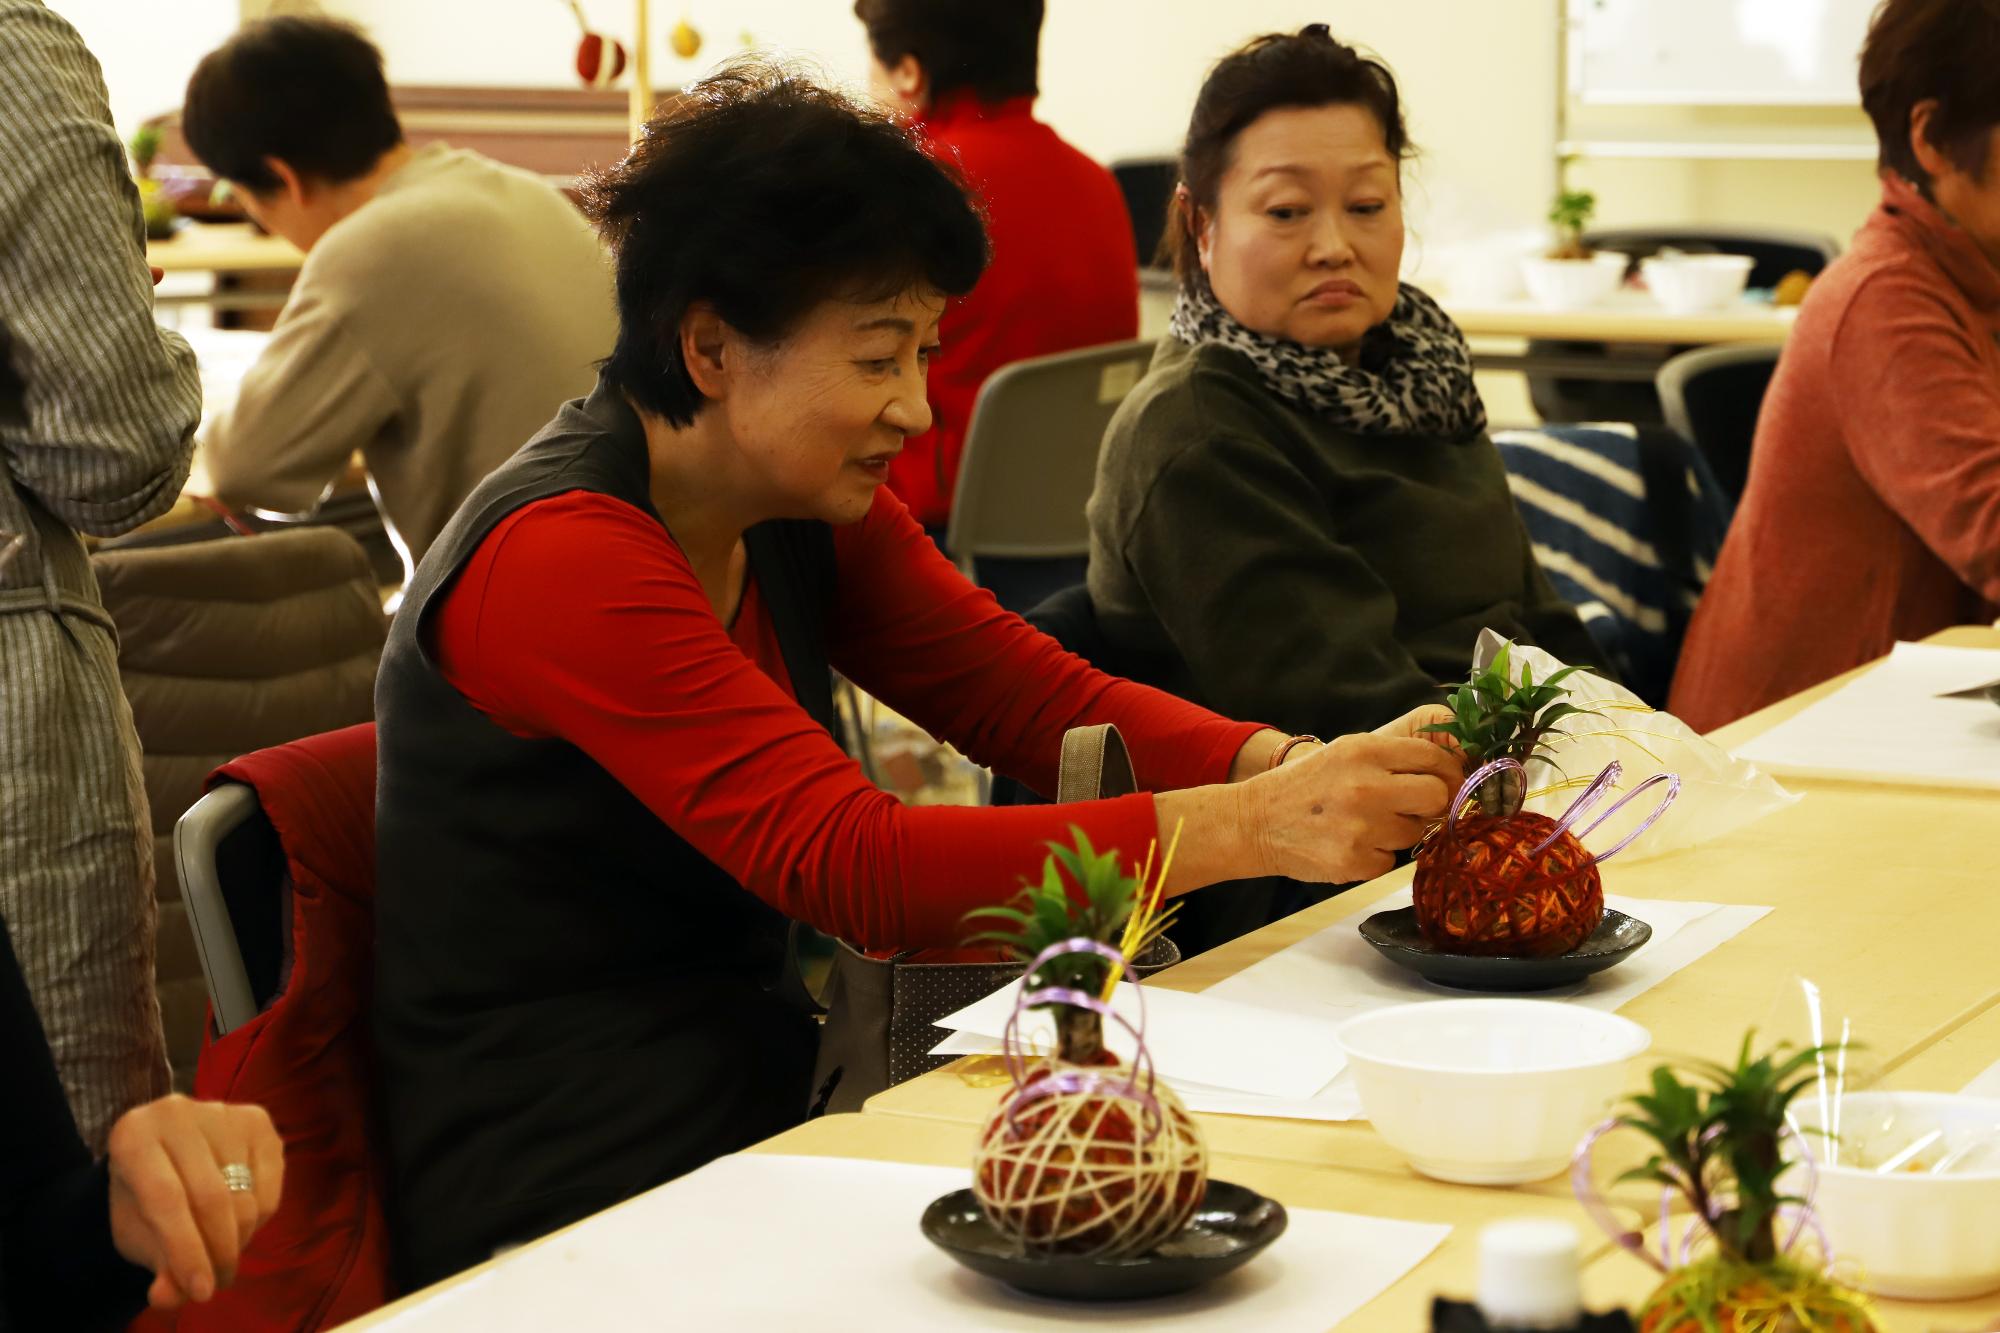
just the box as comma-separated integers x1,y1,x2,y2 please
1358,907,1653,992
919,1180,1287,1301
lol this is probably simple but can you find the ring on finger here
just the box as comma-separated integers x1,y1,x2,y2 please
221,1162,254,1195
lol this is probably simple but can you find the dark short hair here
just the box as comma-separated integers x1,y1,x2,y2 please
853,0,1043,103
1859,0,2000,190
183,17,402,192
584,63,990,428
1165,25,1411,286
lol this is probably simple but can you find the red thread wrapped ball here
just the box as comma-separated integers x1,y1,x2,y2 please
1413,809,1604,957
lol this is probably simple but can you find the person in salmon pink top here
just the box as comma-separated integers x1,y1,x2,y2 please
370,64,1462,1288
854,1,1139,557
1669,0,2000,732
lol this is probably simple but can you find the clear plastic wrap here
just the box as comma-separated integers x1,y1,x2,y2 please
1472,629,1799,862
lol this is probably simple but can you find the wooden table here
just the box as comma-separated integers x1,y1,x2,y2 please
339,628,2000,1330
148,222,302,312
1444,294,1796,347
148,222,301,275
1442,292,1796,382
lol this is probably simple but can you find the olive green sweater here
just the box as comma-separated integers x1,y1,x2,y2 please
1086,338,1598,739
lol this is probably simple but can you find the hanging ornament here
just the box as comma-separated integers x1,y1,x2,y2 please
670,15,702,60
561,0,628,89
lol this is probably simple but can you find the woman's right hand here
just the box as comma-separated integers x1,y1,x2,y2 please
1243,727,1464,884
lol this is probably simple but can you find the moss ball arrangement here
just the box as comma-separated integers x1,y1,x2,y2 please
1573,1036,1879,1333
1415,644,1644,957
965,829,1208,1257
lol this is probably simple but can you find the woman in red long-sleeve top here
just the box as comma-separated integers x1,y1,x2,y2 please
371,63,1461,1289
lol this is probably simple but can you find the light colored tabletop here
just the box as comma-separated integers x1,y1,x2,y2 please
148,222,303,275
339,627,2000,1331
856,626,2000,1327
340,1112,1649,1332
1442,292,1797,345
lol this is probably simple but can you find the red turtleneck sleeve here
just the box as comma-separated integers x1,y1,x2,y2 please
430,484,1263,950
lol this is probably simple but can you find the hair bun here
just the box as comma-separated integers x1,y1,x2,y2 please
1300,23,1333,40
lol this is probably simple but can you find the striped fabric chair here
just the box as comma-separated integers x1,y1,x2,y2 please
1494,423,1733,708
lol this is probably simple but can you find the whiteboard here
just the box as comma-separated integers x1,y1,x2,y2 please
1571,0,1875,106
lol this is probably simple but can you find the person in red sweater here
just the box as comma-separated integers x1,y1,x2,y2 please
1670,0,2000,732
855,1,1139,558
371,64,1462,1285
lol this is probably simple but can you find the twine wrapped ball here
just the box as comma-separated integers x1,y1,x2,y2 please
973,1071,1207,1257
1413,809,1604,958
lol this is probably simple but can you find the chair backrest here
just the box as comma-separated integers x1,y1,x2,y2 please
1585,226,1842,289
170,722,390,1333
1110,157,1178,270
944,338,1156,567
92,526,385,1083
1656,343,1785,504
174,784,281,1036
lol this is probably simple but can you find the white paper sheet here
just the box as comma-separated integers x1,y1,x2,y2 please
1173,895,1770,1121
932,895,1769,1122
930,979,1349,1100
1962,1057,2000,1100
1733,642,2000,789
365,1154,1452,1332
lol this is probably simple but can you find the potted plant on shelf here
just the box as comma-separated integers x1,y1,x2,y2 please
1577,1036,1879,1332
1523,184,1625,309
964,828,1208,1256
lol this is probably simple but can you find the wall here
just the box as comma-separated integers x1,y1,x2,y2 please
45,0,238,137
306,0,1879,258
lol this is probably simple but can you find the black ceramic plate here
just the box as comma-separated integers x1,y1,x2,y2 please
919,1180,1287,1301
1358,907,1653,993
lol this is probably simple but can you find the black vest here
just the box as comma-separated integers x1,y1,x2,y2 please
373,380,833,1287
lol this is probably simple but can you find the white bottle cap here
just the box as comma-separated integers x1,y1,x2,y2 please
1477,1218,1583,1330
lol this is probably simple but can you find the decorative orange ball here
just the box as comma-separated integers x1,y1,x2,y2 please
1413,809,1604,957
973,1068,1207,1257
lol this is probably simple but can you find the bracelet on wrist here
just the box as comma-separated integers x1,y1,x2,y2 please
1268,734,1324,771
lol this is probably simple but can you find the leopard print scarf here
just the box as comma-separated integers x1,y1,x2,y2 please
1168,278,1487,442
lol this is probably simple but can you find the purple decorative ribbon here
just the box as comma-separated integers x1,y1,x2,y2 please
1447,757,1680,866
997,937,1167,1142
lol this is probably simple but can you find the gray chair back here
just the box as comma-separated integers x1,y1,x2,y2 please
92,526,385,1080
174,784,267,1036
1656,343,1785,505
944,339,1155,574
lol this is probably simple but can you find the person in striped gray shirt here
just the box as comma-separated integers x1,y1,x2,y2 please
0,0,201,1149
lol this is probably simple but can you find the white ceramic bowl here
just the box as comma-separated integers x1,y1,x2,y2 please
1337,999,1650,1185
1519,251,1627,311
1640,253,1755,314
1788,1091,2000,1300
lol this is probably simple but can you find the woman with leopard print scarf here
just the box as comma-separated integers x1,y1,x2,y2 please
1085,25,1600,950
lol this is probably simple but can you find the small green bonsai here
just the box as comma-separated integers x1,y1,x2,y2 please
1616,1036,1877,1332
964,829,1168,1065
1423,641,1595,814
